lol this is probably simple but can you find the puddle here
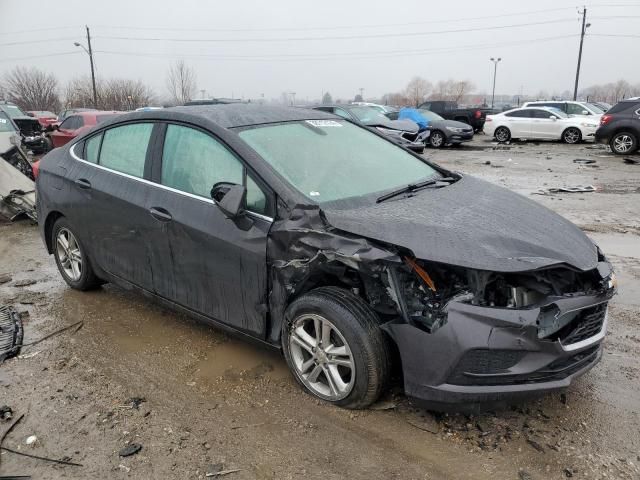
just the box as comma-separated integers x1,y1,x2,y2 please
195,340,288,382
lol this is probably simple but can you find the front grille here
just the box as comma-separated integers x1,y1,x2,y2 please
448,345,601,386
544,304,607,345
448,349,525,385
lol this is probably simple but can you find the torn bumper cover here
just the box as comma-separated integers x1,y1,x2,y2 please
0,147,37,222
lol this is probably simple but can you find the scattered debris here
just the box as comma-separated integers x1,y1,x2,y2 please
624,157,639,165
127,397,146,410
526,437,546,453
533,185,597,195
573,159,596,164
0,305,23,362
205,464,242,477
0,274,11,284
12,279,36,287
518,470,533,480
0,152,37,222
119,443,142,457
0,406,12,421
406,414,440,434
483,160,491,165
17,320,83,349
475,417,493,434
370,400,397,411
230,422,266,430
17,350,41,360
25,435,37,446
564,467,575,477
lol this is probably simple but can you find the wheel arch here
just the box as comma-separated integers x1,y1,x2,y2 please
44,211,65,253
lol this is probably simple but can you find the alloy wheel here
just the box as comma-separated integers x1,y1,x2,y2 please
430,132,444,147
288,313,355,401
613,134,634,153
56,228,83,281
495,128,510,142
564,128,580,144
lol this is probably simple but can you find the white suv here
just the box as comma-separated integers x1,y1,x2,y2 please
522,101,603,119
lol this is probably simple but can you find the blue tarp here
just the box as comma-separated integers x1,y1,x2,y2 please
398,108,429,130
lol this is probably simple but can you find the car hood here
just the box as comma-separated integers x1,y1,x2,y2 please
430,119,473,130
321,175,598,272
361,118,419,133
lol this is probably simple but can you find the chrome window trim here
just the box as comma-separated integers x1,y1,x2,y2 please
69,142,274,223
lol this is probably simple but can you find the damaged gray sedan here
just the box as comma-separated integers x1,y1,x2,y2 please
36,105,616,410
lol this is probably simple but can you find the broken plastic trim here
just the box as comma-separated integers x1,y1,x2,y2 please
0,305,23,362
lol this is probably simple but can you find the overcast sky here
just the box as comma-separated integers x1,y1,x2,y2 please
1,0,638,102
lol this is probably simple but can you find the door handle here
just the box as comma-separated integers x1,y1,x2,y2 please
75,178,91,189
149,207,172,222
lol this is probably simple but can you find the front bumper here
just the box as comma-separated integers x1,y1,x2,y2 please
382,292,611,411
448,132,474,144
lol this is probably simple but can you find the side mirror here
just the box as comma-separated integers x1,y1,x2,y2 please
211,182,246,218
549,115,557,120
582,110,589,115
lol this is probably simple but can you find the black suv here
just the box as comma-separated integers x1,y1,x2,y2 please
595,99,640,155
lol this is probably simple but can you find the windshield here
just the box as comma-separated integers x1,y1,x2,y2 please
238,120,440,203
2,104,27,119
547,108,569,118
0,113,17,133
96,114,119,124
348,106,392,125
586,103,605,114
32,111,56,117
417,109,444,121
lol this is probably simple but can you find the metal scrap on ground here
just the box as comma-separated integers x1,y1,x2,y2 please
0,306,23,363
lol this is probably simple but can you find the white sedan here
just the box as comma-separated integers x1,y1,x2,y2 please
484,107,599,144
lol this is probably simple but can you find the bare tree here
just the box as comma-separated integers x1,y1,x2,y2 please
2,66,60,112
381,92,409,106
322,92,333,104
166,60,197,105
64,76,155,110
404,76,432,107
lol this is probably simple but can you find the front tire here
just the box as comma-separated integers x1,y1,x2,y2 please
610,131,638,155
494,126,511,142
428,130,446,148
52,217,103,290
563,127,582,144
282,287,390,409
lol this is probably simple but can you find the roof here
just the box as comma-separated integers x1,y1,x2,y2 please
168,104,336,128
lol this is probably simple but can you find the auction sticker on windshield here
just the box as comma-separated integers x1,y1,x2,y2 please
306,120,342,127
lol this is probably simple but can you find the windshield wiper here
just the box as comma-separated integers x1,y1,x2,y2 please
376,177,456,203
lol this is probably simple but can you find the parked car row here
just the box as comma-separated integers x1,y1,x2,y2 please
484,98,640,154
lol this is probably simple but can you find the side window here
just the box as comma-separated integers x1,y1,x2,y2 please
84,133,102,164
60,116,78,130
246,174,268,215
533,109,553,119
505,110,531,118
567,103,587,115
99,123,153,178
421,102,431,110
161,124,243,198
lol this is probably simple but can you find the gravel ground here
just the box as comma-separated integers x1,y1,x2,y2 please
0,136,639,479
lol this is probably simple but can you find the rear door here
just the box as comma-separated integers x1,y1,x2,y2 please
146,123,273,336
503,110,533,137
530,109,563,139
69,122,160,291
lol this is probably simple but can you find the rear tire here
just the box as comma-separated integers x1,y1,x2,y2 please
282,287,390,409
428,130,446,148
609,131,638,155
494,126,511,142
562,127,582,144
51,217,103,290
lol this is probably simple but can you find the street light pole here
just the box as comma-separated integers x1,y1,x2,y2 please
573,7,590,100
74,26,97,108
490,57,501,109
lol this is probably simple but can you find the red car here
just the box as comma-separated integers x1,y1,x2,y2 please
27,110,58,128
48,111,122,148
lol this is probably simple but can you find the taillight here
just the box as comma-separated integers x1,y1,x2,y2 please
600,114,613,126
485,117,493,122
474,110,482,119
32,160,40,179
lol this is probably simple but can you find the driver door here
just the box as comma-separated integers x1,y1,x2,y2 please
51,115,81,148
146,123,273,336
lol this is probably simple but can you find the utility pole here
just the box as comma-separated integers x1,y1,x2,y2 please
200,89,206,99
573,7,589,100
86,26,97,108
490,57,501,109
359,87,364,101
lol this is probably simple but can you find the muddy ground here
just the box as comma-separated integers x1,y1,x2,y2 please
0,136,639,479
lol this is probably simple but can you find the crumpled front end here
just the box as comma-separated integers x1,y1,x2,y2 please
381,256,616,410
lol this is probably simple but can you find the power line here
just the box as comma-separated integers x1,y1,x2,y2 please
589,33,640,38
0,37,77,47
92,7,577,33
93,18,579,44
0,26,81,36
92,34,577,62
0,51,82,63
